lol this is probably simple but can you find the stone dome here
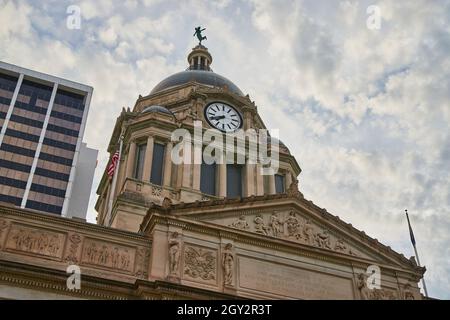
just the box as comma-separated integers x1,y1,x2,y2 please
141,105,173,115
150,45,244,96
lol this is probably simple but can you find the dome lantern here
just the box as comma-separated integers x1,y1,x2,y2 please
187,45,213,71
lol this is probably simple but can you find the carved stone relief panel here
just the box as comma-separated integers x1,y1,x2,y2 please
183,245,217,285
357,273,400,300
64,233,83,263
81,238,136,273
222,243,235,287
227,211,362,257
134,246,150,278
4,224,66,259
0,219,10,250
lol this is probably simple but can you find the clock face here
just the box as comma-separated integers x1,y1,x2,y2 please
204,102,242,133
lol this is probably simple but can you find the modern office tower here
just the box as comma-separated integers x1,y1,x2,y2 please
0,61,97,219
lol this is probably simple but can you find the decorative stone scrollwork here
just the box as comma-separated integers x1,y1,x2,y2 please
135,247,150,278
151,186,162,197
222,243,234,286
65,233,82,263
229,216,249,230
168,232,181,276
184,246,216,281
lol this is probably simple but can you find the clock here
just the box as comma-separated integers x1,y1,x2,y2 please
204,102,242,133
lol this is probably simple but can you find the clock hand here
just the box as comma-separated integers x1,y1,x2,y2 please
211,115,226,120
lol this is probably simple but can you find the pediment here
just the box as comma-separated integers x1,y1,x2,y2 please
175,200,416,270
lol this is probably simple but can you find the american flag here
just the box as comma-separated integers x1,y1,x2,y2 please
107,150,120,178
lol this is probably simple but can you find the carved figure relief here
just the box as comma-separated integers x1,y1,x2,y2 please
302,220,315,245
5,225,64,258
82,239,134,272
168,232,181,276
269,212,283,237
253,214,268,235
315,229,332,249
357,273,399,300
402,283,415,300
134,247,150,278
229,216,249,230
184,246,216,281
222,243,234,286
228,211,360,257
285,211,301,239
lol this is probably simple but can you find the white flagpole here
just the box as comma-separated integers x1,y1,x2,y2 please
405,209,429,297
106,134,124,226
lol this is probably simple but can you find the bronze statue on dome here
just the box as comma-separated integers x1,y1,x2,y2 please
193,26,207,45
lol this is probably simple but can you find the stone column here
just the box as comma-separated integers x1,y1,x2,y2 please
163,141,173,187
256,163,264,196
126,141,137,179
219,152,227,197
182,143,192,188
245,162,255,197
142,135,154,182
192,143,202,191
269,174,276,194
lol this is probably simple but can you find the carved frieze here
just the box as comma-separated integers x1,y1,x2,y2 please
4,224,65,259
227,211,360,257
81,238,135,272
183,245,216,283
135,246,150,278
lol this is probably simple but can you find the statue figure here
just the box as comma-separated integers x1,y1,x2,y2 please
315,229,332,249
334,239,347,252
222,243,234,286
302,220,314,245
193,26,207,45
403,283,415,300
168,232,181,275
269,212,283,237
253,214,268,235
230,216,249,230
285,211,301,239
357,273,372,300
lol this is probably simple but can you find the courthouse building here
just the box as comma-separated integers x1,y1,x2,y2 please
0,45,425,300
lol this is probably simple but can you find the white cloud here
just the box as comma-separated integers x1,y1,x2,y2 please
0,0,448,299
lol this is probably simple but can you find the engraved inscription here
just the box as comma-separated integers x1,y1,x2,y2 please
239,256,354,299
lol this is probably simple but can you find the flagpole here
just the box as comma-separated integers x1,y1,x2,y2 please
106,133,124,226
405,209,429,297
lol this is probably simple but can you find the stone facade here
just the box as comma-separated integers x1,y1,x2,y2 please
0,45,427,300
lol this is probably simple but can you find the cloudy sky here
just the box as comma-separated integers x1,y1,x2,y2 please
1,0,449,299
